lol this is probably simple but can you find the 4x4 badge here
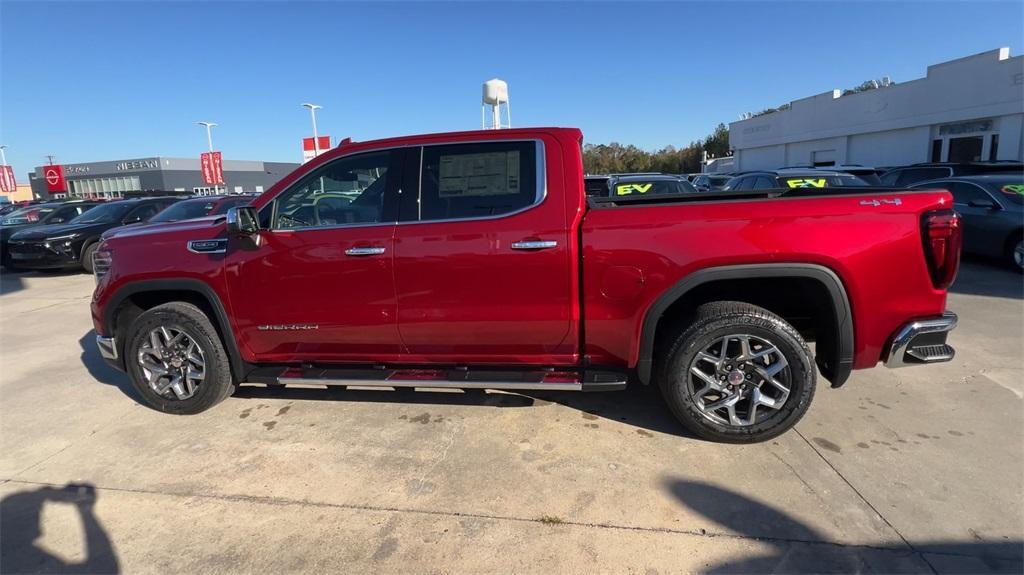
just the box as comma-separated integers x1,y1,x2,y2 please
860,198,902,207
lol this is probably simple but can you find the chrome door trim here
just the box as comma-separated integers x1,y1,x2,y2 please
345,246,387,256
511,240,558,250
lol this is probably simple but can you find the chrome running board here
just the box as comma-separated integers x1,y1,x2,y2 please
246,366,627,392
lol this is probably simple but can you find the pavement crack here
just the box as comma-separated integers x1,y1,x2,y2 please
794,427,939,574
0,478,1001,565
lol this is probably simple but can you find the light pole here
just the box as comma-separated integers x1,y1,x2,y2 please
197,122,218,193
0,145,7,166
197,121,217,152
301,103,322,157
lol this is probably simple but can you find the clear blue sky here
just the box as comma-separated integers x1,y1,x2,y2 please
2,1,1021,175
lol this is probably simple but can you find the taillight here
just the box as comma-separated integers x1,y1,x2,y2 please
921,209,962,290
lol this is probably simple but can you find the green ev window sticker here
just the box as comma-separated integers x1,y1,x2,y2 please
1001,184,1024,195
616,183,653,196
785,178,827,188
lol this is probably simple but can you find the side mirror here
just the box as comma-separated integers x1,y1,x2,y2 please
226,206,259,235
968,199,998,209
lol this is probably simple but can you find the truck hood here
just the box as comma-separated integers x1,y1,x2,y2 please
102,215,225,241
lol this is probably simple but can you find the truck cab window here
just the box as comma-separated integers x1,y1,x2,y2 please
417,141,538,221
271,151,393,229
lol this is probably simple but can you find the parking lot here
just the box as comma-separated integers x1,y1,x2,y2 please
0,260,1020,574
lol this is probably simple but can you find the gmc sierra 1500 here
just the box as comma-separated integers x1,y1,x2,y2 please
91,128,961,443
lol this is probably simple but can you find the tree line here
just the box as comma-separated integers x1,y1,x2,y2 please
582,123,730,175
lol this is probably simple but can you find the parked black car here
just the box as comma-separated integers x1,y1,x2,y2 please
585,174,698,197
1,200,102,268
723,169,870,191
910,175,1024,271
880,162,1024,188
691,174,733,192
7,197,179,273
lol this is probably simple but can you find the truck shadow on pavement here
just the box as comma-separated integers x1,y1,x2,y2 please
666,478,1023,573
949,259,1022,299
78,329,695,439
0,483,120,574
78,331,144,404
233,381,700,439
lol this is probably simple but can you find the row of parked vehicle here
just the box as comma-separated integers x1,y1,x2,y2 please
0,194,254,272
587,161,1023,271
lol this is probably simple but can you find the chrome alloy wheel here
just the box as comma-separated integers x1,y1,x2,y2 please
1014,240,1023,270
687,334,791,427
137,326,206,400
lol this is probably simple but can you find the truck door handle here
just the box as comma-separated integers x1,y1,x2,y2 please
345,246,386,256
511,240,558,250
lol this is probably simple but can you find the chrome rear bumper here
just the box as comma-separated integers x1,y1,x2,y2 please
884,312,957,368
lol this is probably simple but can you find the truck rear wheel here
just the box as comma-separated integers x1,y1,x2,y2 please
658,301,816,443
124,302,234,415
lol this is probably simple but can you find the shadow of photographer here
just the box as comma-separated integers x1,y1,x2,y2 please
1,483,119,574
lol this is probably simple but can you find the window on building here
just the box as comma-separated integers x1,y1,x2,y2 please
948,136,983,163
990,134,1000,162
931,139,943,162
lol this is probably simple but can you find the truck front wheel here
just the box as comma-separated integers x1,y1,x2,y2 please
659,301,816,443
124,302,235,415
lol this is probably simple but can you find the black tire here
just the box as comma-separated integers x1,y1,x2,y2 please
124,302,235,415
81,242,98,274
658,301,816,443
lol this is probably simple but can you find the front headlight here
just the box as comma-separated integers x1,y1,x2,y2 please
93,245,113,282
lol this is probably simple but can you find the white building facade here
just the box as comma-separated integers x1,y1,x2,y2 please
728,48,1024,171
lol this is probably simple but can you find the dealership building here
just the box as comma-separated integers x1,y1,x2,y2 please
28,157,300,200
726,47,1024,172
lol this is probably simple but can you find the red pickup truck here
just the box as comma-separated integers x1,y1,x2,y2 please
91,127,961,443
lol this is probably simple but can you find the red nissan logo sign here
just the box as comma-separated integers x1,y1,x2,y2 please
44,165,66,192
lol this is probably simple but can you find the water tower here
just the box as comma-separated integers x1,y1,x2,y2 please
482,78,511,130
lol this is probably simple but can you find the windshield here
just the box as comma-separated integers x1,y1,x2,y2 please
149,199,216,223
70,202,130,224
992,182,1024,206
1,206,55,225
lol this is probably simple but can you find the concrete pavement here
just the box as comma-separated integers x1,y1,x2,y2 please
1,261,1021,573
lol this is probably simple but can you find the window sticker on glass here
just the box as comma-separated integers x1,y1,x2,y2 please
1001,184,1024,195
786,178,827,188
439,151,520,197
616,183,653,196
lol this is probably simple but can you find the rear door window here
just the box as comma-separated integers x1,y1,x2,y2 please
947,182,994,206
416,141,538,221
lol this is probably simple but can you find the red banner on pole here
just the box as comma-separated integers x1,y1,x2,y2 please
200,152,225,185
302,136,331,163
0,166,15,193
44,165,66,192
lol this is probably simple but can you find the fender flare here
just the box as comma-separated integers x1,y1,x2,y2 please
103,279,247,381
635,263,854,388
